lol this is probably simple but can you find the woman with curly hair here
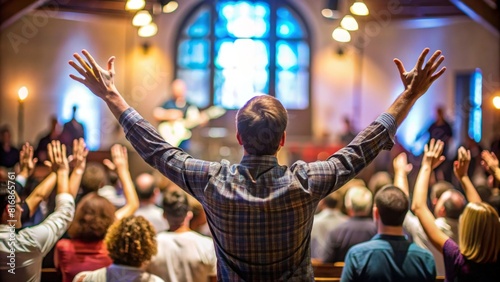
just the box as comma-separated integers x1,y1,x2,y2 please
412,140,500,281
74,215,162,282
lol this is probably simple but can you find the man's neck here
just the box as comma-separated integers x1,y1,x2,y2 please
378,225,405,236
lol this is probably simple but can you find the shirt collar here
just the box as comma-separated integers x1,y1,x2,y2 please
373,233,408,241
240,155,279,167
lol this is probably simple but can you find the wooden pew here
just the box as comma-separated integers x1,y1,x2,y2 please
312,261,344,278
41,268,62,282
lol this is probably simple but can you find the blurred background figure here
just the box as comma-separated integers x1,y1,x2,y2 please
60,106,85,154
0,125,20,168
35,116,61,162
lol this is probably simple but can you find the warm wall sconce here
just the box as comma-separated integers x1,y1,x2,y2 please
350,1,369,16
133,10,153,26
125,0,145,11
18,86,28,145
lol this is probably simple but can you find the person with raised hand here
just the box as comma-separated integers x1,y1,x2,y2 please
68,48,445,281
453,146,481,203
481,150,500,183
412,139,500,281
0,140,75,281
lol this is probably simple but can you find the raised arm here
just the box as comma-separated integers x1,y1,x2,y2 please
481,150,500,182
109,144,139,220
69,50,128,119
68,138,89,198
453,146,481,203
411,139,449,252
389,48,446,126
16,142,38,189
393,152,413,196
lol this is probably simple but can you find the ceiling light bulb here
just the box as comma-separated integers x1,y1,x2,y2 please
133,10,152,26
350,1,369,16
138,22,158,37
332,27,351,42
340,15,358,31
125,0,145,11
163,1,179,13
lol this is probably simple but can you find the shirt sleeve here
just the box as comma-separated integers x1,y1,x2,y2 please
19,193,75,257
340,249,357,282
297,113,396,199
443,238,463,280
119,108,217,201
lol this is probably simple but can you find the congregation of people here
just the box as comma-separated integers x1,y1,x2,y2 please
1,48,500,282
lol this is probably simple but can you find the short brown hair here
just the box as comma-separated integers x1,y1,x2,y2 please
236,95,287,155
374,186,408,226
459,202,500,263
105,215,157,267
81,162,108,192
68,193,115,241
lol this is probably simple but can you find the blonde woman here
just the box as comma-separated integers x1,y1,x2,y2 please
412,139,500,281
73,215,162,282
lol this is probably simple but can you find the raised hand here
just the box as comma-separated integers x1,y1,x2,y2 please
47,140,69,173
71,138,89,174
69,50,117,99
481,150,499,174
110,144,129,172
421,139,446,169
453,147,471,179
393,48,446,98
393,152,413,175
19,142,38,177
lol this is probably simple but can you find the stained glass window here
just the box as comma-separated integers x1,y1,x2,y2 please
176,0,310,110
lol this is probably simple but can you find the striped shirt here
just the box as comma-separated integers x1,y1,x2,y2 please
120,108,396,281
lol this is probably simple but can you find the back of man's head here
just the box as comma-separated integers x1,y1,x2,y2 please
81,162,108,193
236,95,288,155
430,181,454,205
438,190,466,220
323,193,339,209
368,171,392,196
163,190,190,230
374,186,408,226
345,186,372,216
135,172,156,201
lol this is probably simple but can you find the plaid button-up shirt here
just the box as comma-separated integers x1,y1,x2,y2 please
120,108,396,281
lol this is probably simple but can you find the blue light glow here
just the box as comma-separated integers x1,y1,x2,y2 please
469,69,482,142
62,85,101,150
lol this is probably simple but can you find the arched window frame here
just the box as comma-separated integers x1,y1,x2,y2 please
174,0,312,135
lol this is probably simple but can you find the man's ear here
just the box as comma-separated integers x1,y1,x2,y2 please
236,132,243,145
372,206,379,221
280,131,286,147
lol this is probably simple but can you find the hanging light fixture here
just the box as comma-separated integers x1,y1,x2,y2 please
332,27,351,42
340,15,358,31
125,0,146,11
350,1,369,16
133,10,152,26
138,22,158,37
162,1,179,13
321,0,341,19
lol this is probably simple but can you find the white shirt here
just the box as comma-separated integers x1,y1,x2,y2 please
310,209,348,259
134,204,169,233
74,264,164,282
148,231,217,282
0,193,75,282
403,212,458,276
